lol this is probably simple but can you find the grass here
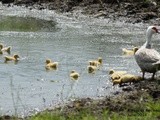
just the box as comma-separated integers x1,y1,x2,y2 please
29,110,160,120
28,99,160,120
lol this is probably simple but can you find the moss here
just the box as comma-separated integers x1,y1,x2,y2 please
28,98,160,120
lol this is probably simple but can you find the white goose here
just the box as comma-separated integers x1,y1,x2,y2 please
135,26,160,79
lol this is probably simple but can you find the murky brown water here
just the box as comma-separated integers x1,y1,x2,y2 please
0,4,159,117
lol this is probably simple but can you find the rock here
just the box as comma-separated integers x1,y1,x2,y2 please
140,12,158,20
133,18,142,23
149,90,160,99
14,0,34,5
124,3,132,9
94,11,107,18
127,10,136,15
1,0,14,4
0,115,12,119
47,3,55,10
122,87,133,92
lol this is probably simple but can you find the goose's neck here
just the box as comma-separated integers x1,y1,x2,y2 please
143,31,152,48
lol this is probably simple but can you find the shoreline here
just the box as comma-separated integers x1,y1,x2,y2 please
26,79,160,120
1,1,160,24
0,78,159,119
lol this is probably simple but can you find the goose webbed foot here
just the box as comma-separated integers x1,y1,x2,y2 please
142,71,145,80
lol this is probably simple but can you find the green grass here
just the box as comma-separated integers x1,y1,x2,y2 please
28,99,160,120
29,111,159,120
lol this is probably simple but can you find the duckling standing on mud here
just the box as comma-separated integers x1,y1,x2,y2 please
122,47,139,56
113,74,142,86
4,54,20,63
0,44,11,54
109,69,127,81
45,59,58,70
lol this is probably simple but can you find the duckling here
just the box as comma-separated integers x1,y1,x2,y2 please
4,54,20,63
132,75,143,83
0,50,3,54
89,61,98,66
122,47,139,56
89,57,102,67
45,59,58,70
0,44,11,54
45,59,51,64
87,65,97,73
109,69,127,81
113,74,142,86
97,57,102,64
70,70,80,80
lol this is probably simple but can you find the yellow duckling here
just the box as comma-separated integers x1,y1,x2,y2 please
0,50,3,54
97,57,102,64
45,59,58,70
0,44,11,54
122,47,139,55
113,74,142,86
70,70,80,80
89,61,97,66
109,69,127,81
4,54,20,63
87,65,97,73
89,57,102,67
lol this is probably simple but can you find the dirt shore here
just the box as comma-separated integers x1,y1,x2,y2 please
0,78,159,119
58,78,160,117
1,0,160,24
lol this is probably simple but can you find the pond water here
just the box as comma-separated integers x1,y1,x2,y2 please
0,4,159,117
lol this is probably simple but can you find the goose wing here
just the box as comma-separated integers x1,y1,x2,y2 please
135,48,160,63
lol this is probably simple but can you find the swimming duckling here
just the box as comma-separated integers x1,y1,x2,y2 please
97,57,102,64
122,47,139,56
45,59,58,70
109,69,127,81
87,65,97,73
89,61,98,66
70,70,80,80
0,50,3,54
4,54,20,63
89,57,102,67
113,74,142,86
0,44,11,54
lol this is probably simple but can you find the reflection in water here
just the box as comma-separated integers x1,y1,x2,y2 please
0,6,159,117
0,16,57,32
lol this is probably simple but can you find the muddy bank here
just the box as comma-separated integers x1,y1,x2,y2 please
58,79,160,116
20,79,160,120
1,0,160,24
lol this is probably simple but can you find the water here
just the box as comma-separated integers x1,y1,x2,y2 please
0,4,160,117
